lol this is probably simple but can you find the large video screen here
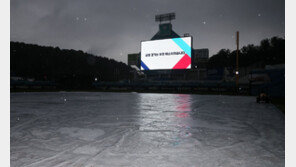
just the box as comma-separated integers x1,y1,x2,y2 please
141,37,192,70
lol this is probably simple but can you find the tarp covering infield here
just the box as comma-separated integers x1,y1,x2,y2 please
141,37,192,70
11,92,284,167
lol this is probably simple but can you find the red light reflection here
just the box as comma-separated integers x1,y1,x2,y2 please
175,112,189,118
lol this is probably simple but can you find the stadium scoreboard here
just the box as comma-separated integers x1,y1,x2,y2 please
141,37,192,70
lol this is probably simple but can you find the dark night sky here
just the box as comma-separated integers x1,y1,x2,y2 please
10,0,285,63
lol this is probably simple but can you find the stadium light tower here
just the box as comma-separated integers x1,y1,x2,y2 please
236,31,239,92
155,13,176,24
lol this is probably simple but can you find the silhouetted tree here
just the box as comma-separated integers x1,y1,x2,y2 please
208,36,285,69
10,42,134,89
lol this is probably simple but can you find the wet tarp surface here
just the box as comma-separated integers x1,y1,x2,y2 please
11,92,284,167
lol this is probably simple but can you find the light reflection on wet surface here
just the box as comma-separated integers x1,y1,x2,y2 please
136,94,194,149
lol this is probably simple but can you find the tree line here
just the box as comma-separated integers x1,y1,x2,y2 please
11,42,133,89
207,36,285,69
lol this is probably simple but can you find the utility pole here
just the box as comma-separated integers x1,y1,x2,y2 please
236,31,239,93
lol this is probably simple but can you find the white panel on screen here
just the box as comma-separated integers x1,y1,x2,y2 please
141,37,192,70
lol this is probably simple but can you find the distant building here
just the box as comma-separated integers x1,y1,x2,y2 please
192,49,209,80
127,53,140,67
151,23,180,40
193,49,209,67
